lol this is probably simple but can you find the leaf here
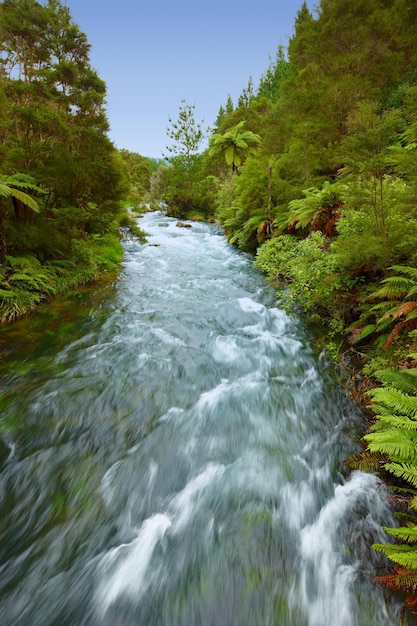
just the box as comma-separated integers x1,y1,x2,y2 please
390,302,417,321
373,542,417,570
384,464,417,488
365,428,417,462
0,289,17,300
368,386,417,418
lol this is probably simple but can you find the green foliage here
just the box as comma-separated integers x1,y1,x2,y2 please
209,121,262,173
155,101,210,218
90,233,124,272
254,235,298,280
257,45,291,102
165,100,205,167
355,265,417,350
0,233,123,323
255,231,355,332
280,181,343,235
118,212,148,243
237,76,255,108
0,172,46,261
372,542,417,571
362,366,417,605
0,0,127,323
0,174,44,212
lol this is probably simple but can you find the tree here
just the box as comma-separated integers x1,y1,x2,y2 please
209,121,262,173
164,100,204,170
338,101,403,238
119,149,152,205
225,94,234,115
257,45,291,102
237,76,255,108
161,100,206,216
281,181,343,236
0,0,125,267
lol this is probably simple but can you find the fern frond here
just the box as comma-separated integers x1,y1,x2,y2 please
345,450,385,472
378,415,417,430
375,568,417,593
368,387,417,419
390,265,417,279
373,542,417,570
365,429,417,462
385,321,407,348
374,369,417,396
370,277,413,299
390,302,417,321
384,463,417,488
355,324,377,342
374,542,417,555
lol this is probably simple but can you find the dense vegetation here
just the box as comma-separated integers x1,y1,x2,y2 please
0,0,147,322
2,0,417,617
146,0,417,615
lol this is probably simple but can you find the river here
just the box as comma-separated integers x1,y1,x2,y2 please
0,212,405,625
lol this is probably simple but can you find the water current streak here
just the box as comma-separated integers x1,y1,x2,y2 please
0,213,403,625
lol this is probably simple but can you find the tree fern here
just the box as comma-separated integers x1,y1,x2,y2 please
209,121,262,172
365,265,417,347
284,181,342,235
0,174,44,213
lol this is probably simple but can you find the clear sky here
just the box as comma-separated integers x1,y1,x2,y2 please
65,0,315,158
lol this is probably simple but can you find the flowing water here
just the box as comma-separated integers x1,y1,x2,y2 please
0,213,405,625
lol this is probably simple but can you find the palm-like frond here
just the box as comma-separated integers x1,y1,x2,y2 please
0,174,45,213
209,121,262,171
284,182,342,233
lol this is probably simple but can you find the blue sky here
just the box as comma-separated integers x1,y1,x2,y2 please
66,0,315,158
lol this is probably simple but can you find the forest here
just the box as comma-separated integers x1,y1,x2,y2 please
1,0,417,617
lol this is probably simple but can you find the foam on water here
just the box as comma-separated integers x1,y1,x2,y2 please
95,463,224,615
297,471,393,626
95,513,172,615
